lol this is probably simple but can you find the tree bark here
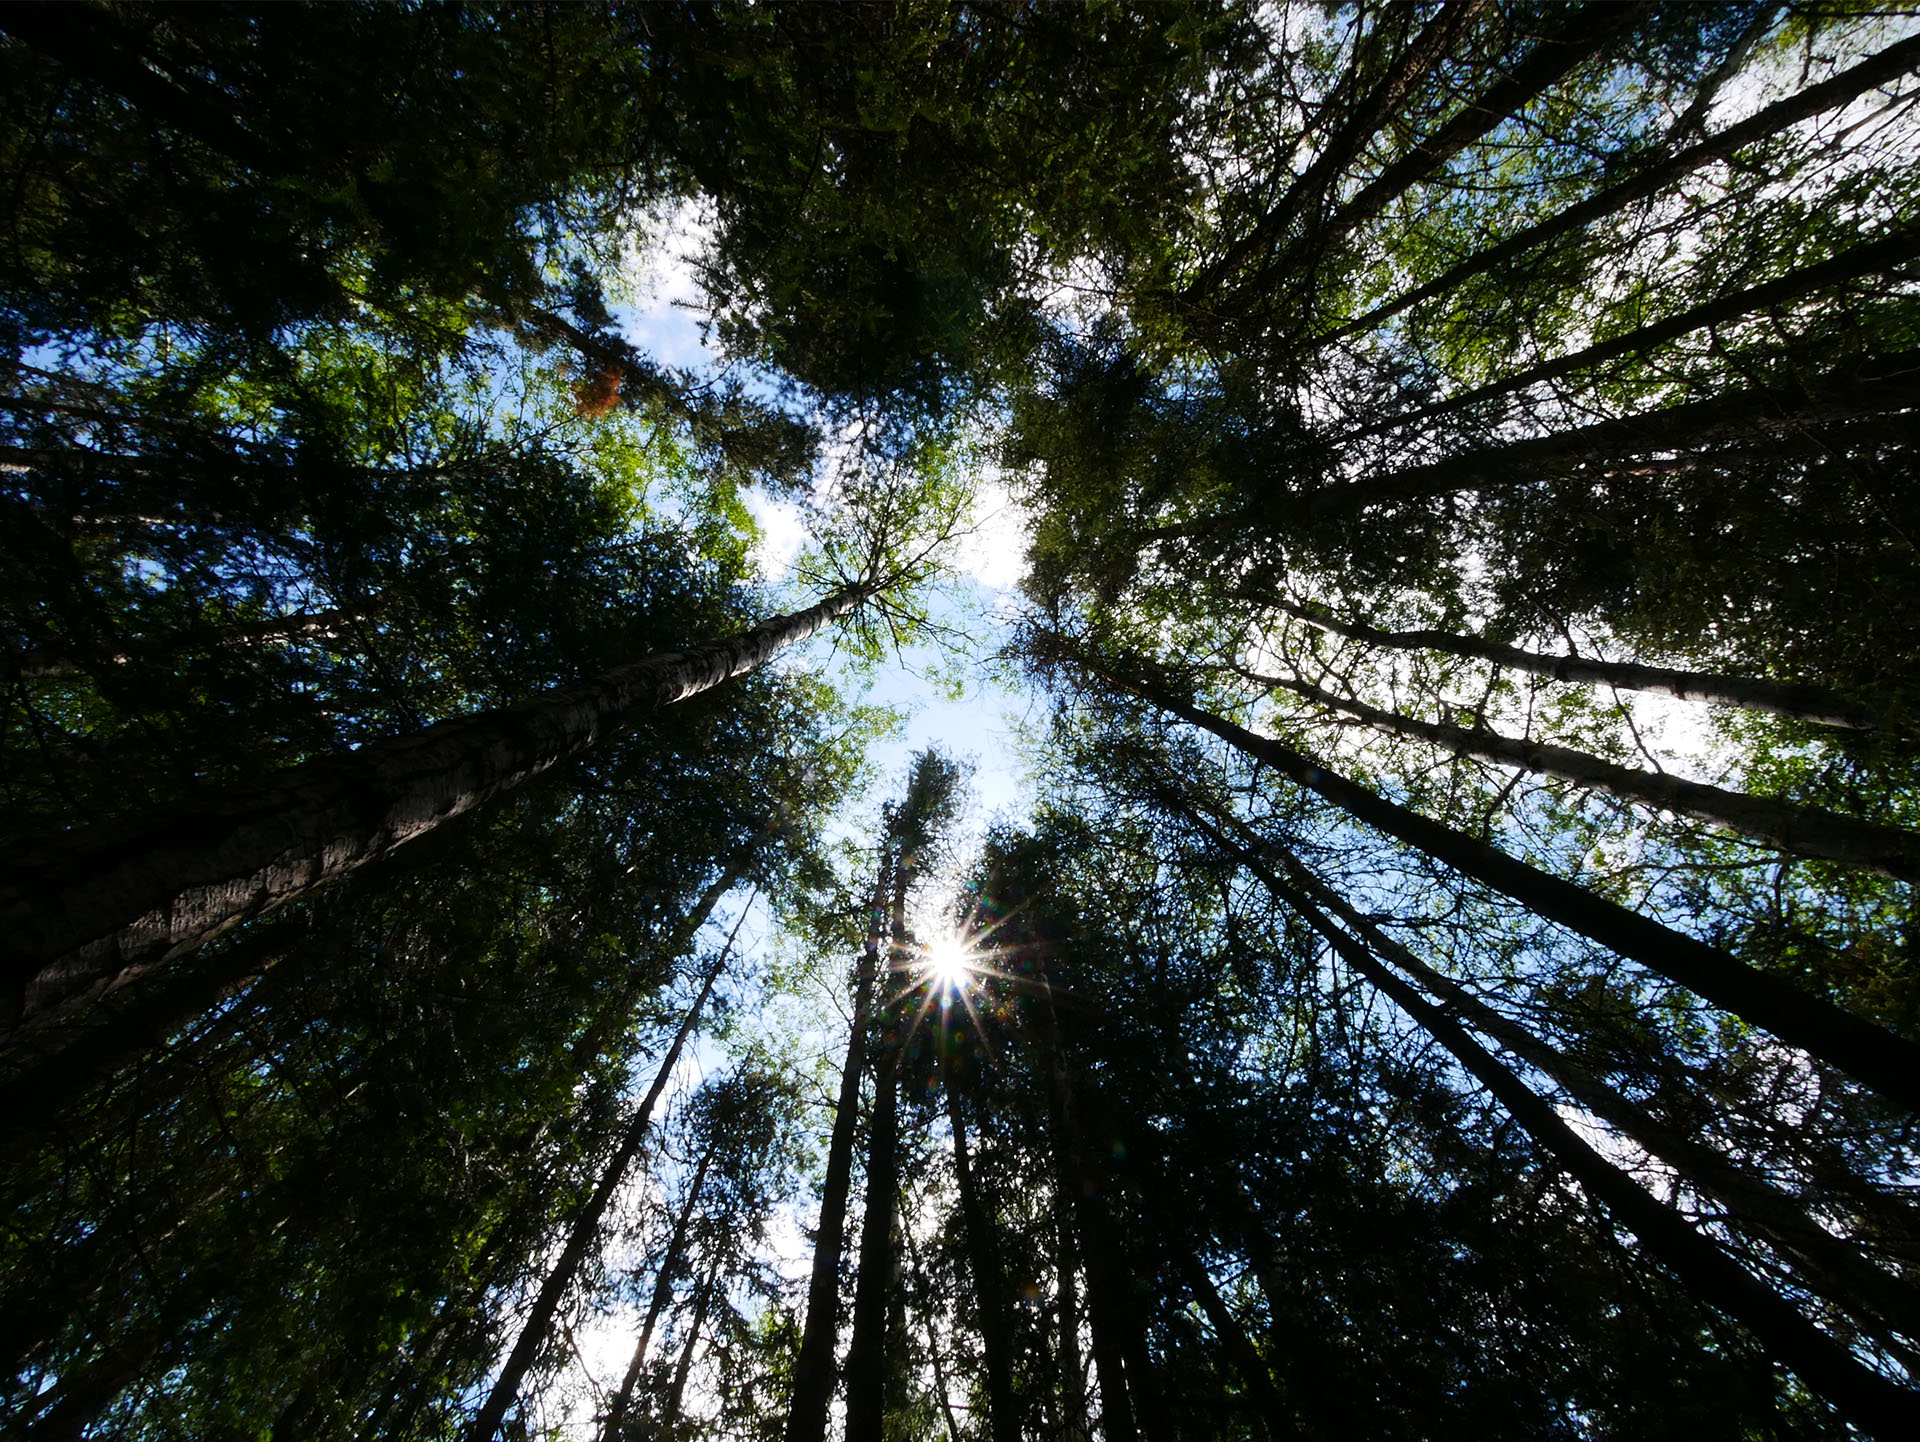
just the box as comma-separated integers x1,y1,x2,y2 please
1165,783,1920,1351
1210,825,1920,1437
600,1141,720,1442
663,1264,719,1438
1320,33,1920,345
465,904,747,1442
1036,977,1142,1442
1311,4,1649,256
15,608,359,680
784,835,893,1442
842,1043,902,1442
1361,223,1920,437
948,1083,1020,1442
844,830,916,1442
1,583,870,1034
1055,1156,1090,1442
1183,0,1489,301
1073,650,1920,1110
1262,671,1920,879
1133,355,1920,551
1262,594,1881,730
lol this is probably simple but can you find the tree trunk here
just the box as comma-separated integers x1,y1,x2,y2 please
1263,594,1881,730
1166,783,1920,1351
1314,4,1648,254
1037,977,1141,1442
1055,1159,1091,1442
1078,651,1920,1110
844,833,915,1442
15,608,358,680
568,856,755,1076
600,1142,720,1442
663,1264,719,1438
1263,671,1920,879
1320,32,1920,345
947,1083,1020,1442
1362,223,1920,436
1135,356,1920,552
784,835,893,1442
0,913,304,1156
1212,826,1920,1436
465,905,746,1442
1,583,871,1034
1168,1247,1292,1442
842,1045,902,1442
1183,0,1488,301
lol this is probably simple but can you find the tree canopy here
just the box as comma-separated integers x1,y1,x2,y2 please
4,4,1919,1440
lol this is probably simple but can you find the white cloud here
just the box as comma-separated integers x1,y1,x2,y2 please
620,199,721,373
743,489,808,582
949,475,1030,593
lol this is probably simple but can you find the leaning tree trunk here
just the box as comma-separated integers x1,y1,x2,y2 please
1183,0,1486,301
1075,652,1920,1110
1359,224,1920,437
1308,3,1648,257
1262,594,1880,730
1135,354,1920,551
1,583,871,1035
466,905,747,1442
600,1141,721,1442
1211,823,1920,1436
1164,783,1920,1350
1264,672,1920,878
1320,32,1920,345
784,836,894,1442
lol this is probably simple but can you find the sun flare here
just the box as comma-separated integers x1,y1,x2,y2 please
923,933,973,992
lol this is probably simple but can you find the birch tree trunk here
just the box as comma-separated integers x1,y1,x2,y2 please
1,583,869,1033
1082,654,1920,1110
1263,594,1881,730
466,905,746,1442
1264,672,1920,878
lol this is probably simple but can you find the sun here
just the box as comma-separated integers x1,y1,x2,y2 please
922,932,973,993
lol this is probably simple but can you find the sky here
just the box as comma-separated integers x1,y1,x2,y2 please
526,211,1045,1435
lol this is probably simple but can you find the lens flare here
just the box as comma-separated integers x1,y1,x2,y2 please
923,933,972,992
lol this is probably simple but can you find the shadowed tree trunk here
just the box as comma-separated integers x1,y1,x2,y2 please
947,1079,1020,1442
1357,224,1920,437
784,834,894,1442
1319,32,1920,345
1204,815,1920,1436
1259,593,1882,730
1162,782,1920,1353
599,1141,721,1442
1067,648,1920,1109
1183,0,1489,300
1257,670,1920,878
466,904,749,1442
843,824,916,1442
1,583,872,1034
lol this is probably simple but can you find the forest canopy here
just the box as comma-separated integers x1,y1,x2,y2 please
3,3,1919,1439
